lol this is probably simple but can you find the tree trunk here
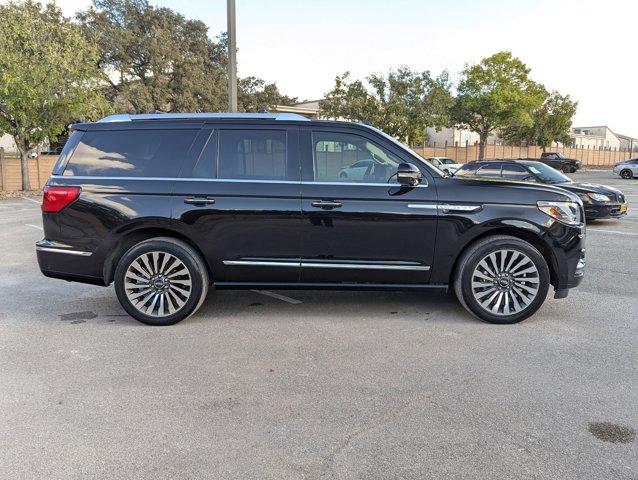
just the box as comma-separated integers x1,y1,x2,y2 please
16,140,31,191
478,133,488,160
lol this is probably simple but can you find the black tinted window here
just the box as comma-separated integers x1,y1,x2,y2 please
501,164,531,181
476,164,502,178
218,130,288,180
64,129,197,177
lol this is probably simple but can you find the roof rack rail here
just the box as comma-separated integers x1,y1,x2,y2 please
97,112,310,123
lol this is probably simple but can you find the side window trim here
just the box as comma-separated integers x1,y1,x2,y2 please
197,129,219,179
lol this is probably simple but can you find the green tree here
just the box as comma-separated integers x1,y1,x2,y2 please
320,67,453,145
77,0,228,113
501,92,577,151
238,76,298,112
0,1,107,190
452,51,547,159
78,0,297,114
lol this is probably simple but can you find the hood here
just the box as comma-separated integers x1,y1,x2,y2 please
451,176,582,205
555,181,622,196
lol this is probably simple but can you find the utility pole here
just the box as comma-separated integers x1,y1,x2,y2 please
227,0,238,112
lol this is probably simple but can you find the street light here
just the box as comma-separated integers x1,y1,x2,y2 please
227,0,238,112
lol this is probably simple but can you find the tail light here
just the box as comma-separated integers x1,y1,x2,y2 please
42,186,81,213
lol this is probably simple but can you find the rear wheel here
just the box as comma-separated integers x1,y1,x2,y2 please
114,237,209,326
454,235,550,324
620,169,633,179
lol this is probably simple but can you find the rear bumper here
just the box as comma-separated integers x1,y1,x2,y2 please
36,240,106,285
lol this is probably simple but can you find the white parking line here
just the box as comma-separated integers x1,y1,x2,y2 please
25,224,43,231
24,198,41,204
588,229,638,237
252,290,302,304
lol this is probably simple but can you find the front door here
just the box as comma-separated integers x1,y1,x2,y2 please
172,125,302,283
298,127,438,285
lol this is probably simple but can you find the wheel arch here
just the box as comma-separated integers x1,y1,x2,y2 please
448,227,559,288
103,227,211,285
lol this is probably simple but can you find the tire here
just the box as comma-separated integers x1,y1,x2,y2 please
340,172,348,179
454,235,550,324
620,169,633,179
114,237,209,326
562,165,571,174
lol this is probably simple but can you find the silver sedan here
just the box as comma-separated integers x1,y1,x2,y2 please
613,158,638,179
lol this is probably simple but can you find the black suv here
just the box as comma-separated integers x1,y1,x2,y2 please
37,113,585,325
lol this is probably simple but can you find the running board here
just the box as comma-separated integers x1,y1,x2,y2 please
213,282,448,291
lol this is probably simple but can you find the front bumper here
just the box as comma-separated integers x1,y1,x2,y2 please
584,203,627,219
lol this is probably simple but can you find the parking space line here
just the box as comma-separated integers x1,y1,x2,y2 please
25,224,43,231
24,198,41,205
588,229,638,237
252,290,302,304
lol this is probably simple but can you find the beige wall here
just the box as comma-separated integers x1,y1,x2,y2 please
411,143,633,166
0,155,58,191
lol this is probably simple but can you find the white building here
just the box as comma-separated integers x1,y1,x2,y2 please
571,126,621,150
0,133,18,154
616,133,638,152
424,127,482,147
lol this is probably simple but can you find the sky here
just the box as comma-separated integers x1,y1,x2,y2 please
53,0,638,137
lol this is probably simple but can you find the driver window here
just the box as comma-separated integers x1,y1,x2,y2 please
313,131,402,183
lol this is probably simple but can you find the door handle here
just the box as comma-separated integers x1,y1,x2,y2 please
311,200,342,209
184,197,215,206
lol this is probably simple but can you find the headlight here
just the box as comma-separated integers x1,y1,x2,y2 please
537,201,582,226
588,193,611,202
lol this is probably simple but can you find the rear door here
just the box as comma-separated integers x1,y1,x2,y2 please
172,124,302,283
298,126,438,285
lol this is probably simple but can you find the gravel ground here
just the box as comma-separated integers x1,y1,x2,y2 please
0,171,636,479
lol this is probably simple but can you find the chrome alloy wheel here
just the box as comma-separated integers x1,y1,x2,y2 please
124,251,192,317
470,249,540,316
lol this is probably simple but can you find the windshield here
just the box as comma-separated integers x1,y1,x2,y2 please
439,158,456,165
527,163,571,184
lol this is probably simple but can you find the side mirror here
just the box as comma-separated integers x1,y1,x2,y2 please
396,163,423,186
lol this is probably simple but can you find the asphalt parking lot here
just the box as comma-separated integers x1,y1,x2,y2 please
1,170,636,479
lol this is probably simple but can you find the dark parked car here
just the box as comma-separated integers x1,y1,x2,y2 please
533,152,581,173
455,160,628,220
37,113,585,326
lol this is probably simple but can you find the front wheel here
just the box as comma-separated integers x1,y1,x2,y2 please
454,235,550,324
620,169,633,179
562,165,571,174
114,237,209,326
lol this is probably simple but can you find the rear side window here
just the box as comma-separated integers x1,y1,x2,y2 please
63,129,197,177
501,164,531,181
454,164,479,177
218,130,288,180
475,163,502,178
52,130,83,175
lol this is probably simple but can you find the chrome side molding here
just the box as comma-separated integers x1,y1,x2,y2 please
36,247,92,256
407,203,482,212
438,204,482,212
223,259,430,271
